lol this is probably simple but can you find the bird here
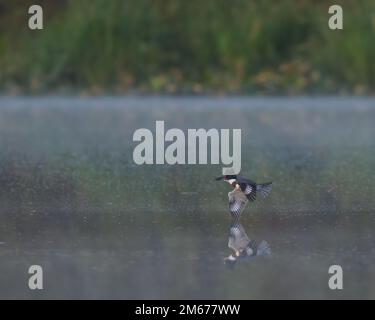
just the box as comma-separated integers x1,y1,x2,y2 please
215,175,272,219
224,220,271,265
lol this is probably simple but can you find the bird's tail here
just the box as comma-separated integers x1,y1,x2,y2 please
256,182,272,198
256,240,272,257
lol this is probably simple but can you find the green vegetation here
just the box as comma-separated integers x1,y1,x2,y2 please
1,0,375,94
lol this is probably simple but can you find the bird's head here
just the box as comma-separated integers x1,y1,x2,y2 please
215,175,237,187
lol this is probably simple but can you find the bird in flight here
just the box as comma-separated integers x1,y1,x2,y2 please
216,175,272,219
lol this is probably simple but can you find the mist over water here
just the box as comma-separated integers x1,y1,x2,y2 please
0,97,374,299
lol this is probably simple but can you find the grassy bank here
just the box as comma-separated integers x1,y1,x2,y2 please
1,0,375,94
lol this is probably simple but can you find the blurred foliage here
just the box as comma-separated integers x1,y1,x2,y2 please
1,0,375,94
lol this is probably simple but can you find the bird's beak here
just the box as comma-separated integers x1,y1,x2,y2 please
215,176,224,181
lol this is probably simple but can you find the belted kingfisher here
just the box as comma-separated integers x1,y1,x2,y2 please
215,175,272,218
224,220,271,265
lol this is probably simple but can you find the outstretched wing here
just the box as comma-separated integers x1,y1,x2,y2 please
239,181,257,201
237,177,272,201
228,189,248,218
256,182,272,198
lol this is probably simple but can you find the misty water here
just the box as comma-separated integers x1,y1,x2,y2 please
0,96,374,299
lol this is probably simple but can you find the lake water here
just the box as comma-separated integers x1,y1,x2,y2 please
0,96,374,299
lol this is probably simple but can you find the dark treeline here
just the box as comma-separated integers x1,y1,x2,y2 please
1,0,375,94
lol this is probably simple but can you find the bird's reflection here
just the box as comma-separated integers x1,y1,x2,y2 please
224,218,271,267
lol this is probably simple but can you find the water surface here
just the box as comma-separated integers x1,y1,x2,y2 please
0,96,374,299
